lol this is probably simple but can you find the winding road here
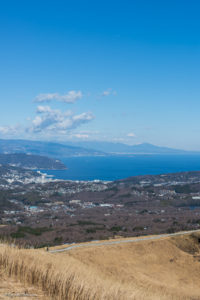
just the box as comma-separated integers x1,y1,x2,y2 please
50,229,200,253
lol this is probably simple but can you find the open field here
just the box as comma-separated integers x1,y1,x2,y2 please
1,232,200,299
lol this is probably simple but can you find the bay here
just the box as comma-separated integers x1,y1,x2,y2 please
40,155,200,181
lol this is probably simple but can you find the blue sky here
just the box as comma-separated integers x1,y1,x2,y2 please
0,0,200,150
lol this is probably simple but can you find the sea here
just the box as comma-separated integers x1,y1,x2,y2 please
40,155,200,181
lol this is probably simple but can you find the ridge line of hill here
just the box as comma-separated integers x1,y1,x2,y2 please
50,229,200,253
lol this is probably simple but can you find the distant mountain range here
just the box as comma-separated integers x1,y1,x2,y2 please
0,153,66,170
0,139,105,158
65,141,196,155
0,139,198,158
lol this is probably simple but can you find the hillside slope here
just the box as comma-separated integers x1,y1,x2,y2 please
1,232,200,299
0,153,66,169
64,233,200,299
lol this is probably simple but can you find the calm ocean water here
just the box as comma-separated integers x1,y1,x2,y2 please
41,155,200,181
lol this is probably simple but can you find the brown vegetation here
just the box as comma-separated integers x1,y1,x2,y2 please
0,245,129,299
0,268,46,299
1,233,200,299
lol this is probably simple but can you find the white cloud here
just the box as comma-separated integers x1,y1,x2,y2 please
30,106,94,134
101,88,117,97
35,93,58,102
0,103,94,139
36,105,52,113
0,125,20,135
73,134,89,139
34,90,83,103
127,132,136,137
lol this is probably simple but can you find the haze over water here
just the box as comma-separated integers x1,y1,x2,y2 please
42,155,200,181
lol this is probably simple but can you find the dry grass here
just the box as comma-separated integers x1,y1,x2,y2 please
0,268,46,299
0,245,131,300
1,233,200,299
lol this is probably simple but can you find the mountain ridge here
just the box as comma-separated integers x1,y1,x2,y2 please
0,139,198,157
0,139,106,158
64,141,197,155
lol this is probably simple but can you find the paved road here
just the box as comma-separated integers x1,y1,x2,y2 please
50,229,200,253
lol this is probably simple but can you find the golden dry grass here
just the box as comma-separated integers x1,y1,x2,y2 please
61,233,200,299
0,245,131,300
50,233,163,252
0,269,46,299
1,233,200,299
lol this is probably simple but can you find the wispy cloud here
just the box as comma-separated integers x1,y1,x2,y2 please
29,106,94,134
101,88,117,97
34,90,83,103
73,133,89,139
127,132,136,137
0,125,21,135
0,103,95,139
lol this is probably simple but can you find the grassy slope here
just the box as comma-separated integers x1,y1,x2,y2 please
0,270,46,299
65,235,200,299
1,233,200,299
